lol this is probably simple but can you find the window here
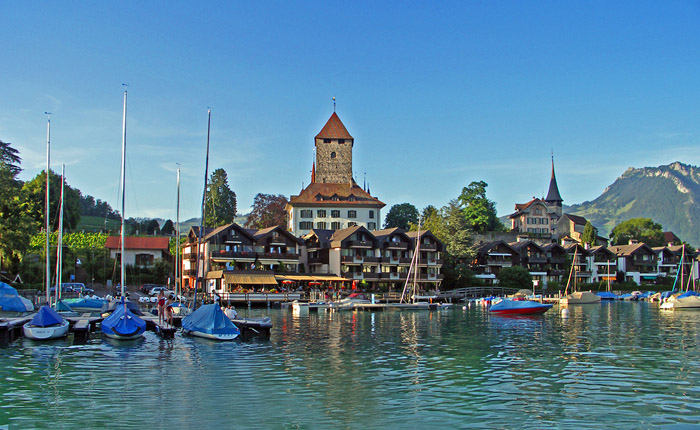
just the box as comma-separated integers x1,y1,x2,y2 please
299,221,313,230
316,221,327,229
339,139,345,144
135,253,154,267
323,139,331,143
369,210,374,219
330,152,336,159
300,210,312,218
317,209,326,218
348,210,357,218
368,222,376,230
331,210,340,218
348,222,357,227
331,222,342,229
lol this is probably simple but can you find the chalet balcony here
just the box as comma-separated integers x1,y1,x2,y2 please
341,271,364,280
381,257,402,264
266,237,287,246
420,244,437,251
633,260,656,267
257,252,300,261
549,258,566,264
364,256,381,263
528,257,547,264
548,270,566,276
575,271,592,277
348,240,373,248
341,255,364,264
399,258,412,264
417,273,444,281
487,260,512,267
383,242,408,250
363,272,380,280
379,272,406,280
213,251,256,260
307,257,325,265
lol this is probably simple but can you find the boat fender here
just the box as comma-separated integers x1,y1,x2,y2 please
561,308,569,318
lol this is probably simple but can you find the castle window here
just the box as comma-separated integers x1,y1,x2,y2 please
330,152,336,159
339,139,345,144
331,222,342,229
300,210,313,218
369,210,374,219
348,222,357,227
331,210,340,218
317,209,326,218
324,139,331,143
348,210,357,218
299,221,313,230
316,221,327,229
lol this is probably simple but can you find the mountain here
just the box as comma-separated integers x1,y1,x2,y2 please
566,162,700,247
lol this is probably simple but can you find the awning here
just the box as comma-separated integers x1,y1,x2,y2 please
224,273,278,285
206,270,223,279
274,274,349,282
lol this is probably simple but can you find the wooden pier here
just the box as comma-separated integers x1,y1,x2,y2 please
0,316,32,344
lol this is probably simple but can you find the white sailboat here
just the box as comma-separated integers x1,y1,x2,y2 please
559,248,601,305
391,219,432,310
100,89,146,340
660,247,700,310
23,119,69,340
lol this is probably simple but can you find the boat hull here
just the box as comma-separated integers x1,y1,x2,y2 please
183,329,239,341
660,295,700,310
490,299,553,315
560,291,601,305
490,306,552,315
22,320,70,340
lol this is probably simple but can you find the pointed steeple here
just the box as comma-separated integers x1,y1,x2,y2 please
315,112,353,140
311,162,316,183
545,156,563,204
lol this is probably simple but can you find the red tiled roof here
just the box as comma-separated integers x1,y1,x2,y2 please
104,236,171,252
289,182,385,207
315,112,354,140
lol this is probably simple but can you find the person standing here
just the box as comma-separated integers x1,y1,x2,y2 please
157,290,166,324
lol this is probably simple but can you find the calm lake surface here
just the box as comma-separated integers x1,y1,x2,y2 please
2,302,700,429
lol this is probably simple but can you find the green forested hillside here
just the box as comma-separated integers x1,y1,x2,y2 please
567,162,700,246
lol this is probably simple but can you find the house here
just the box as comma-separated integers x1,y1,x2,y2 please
509,241,548,288
302,226,444,291
472,241,517,285
104,236,171,268
663,231,682,246
287,112,385,236
508,158,563,244
586,245,617,284
562,243,591,284
608,242,660,284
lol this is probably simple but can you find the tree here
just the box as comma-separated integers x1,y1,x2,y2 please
384,203,418,229
0,139,22,177
457,180,503,232
610,218,665,247
581,221,596,246
205,168,237,228
145,219,161,235
245,194,289,229
20,170,81,231
497,266,533,290
161,219,175,235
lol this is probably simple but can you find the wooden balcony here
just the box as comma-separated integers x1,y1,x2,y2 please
348,240,373,248
383,242,408,250
419,244,437,251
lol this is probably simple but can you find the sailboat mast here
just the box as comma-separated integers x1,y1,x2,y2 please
194,108,211,308
55,165,65,304
176,166,181,297
120,90,127,298
45,114,51,305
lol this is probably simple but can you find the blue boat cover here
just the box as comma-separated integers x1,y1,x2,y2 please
677,291,700,299
55,300,74,311
182,304,240,336
63,298,107,310
30,305,65,327
101,298,146,337
0,282,29,312
596,292,619,299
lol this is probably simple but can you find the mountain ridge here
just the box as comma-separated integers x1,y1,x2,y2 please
566,161,700,246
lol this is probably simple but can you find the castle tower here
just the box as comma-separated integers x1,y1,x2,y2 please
545,157,563,217
314,112,354,184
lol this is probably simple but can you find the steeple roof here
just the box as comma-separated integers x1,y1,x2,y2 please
315,112,353,140
545,158,563,203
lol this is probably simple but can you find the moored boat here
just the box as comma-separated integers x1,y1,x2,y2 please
489,298,552,315
22,305,70,340
182,303,240,340
101,297,147,340
660,291,700,310
0,282,34,316
560,291,601,305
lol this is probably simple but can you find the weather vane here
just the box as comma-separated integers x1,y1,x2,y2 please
333,96,336,112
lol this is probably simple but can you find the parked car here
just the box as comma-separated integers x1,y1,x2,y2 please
140,283,161,294
68,283,94,295
49,284,75,294
149,286,173,297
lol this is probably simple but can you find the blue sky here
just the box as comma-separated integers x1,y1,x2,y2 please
2,1,700,223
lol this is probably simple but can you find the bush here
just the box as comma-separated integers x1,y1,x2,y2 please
496,266,532,290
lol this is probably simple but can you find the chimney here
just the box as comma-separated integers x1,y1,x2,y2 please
629,239,638,245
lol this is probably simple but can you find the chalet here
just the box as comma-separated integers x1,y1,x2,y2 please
608,242,659,284
472,241,517,285
104,236,171,268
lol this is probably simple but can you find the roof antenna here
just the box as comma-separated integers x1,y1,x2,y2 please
333,96,336,113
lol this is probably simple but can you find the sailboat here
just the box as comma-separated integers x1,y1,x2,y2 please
23,119,69,340
100,89,146,340
181,109,240,340
660,246,700,310
390,220,433,310
559,248,601,305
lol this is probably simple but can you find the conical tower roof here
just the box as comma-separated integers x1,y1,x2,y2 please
315,112,353,140
545,158,563,203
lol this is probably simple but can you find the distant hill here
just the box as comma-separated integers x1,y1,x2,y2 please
567,162,700,246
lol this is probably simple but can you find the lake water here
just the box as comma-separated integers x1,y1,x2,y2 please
2,302,700,429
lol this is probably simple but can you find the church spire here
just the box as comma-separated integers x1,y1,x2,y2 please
545,156,563,204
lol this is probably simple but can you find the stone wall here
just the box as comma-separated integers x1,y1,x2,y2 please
315,138,353,183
